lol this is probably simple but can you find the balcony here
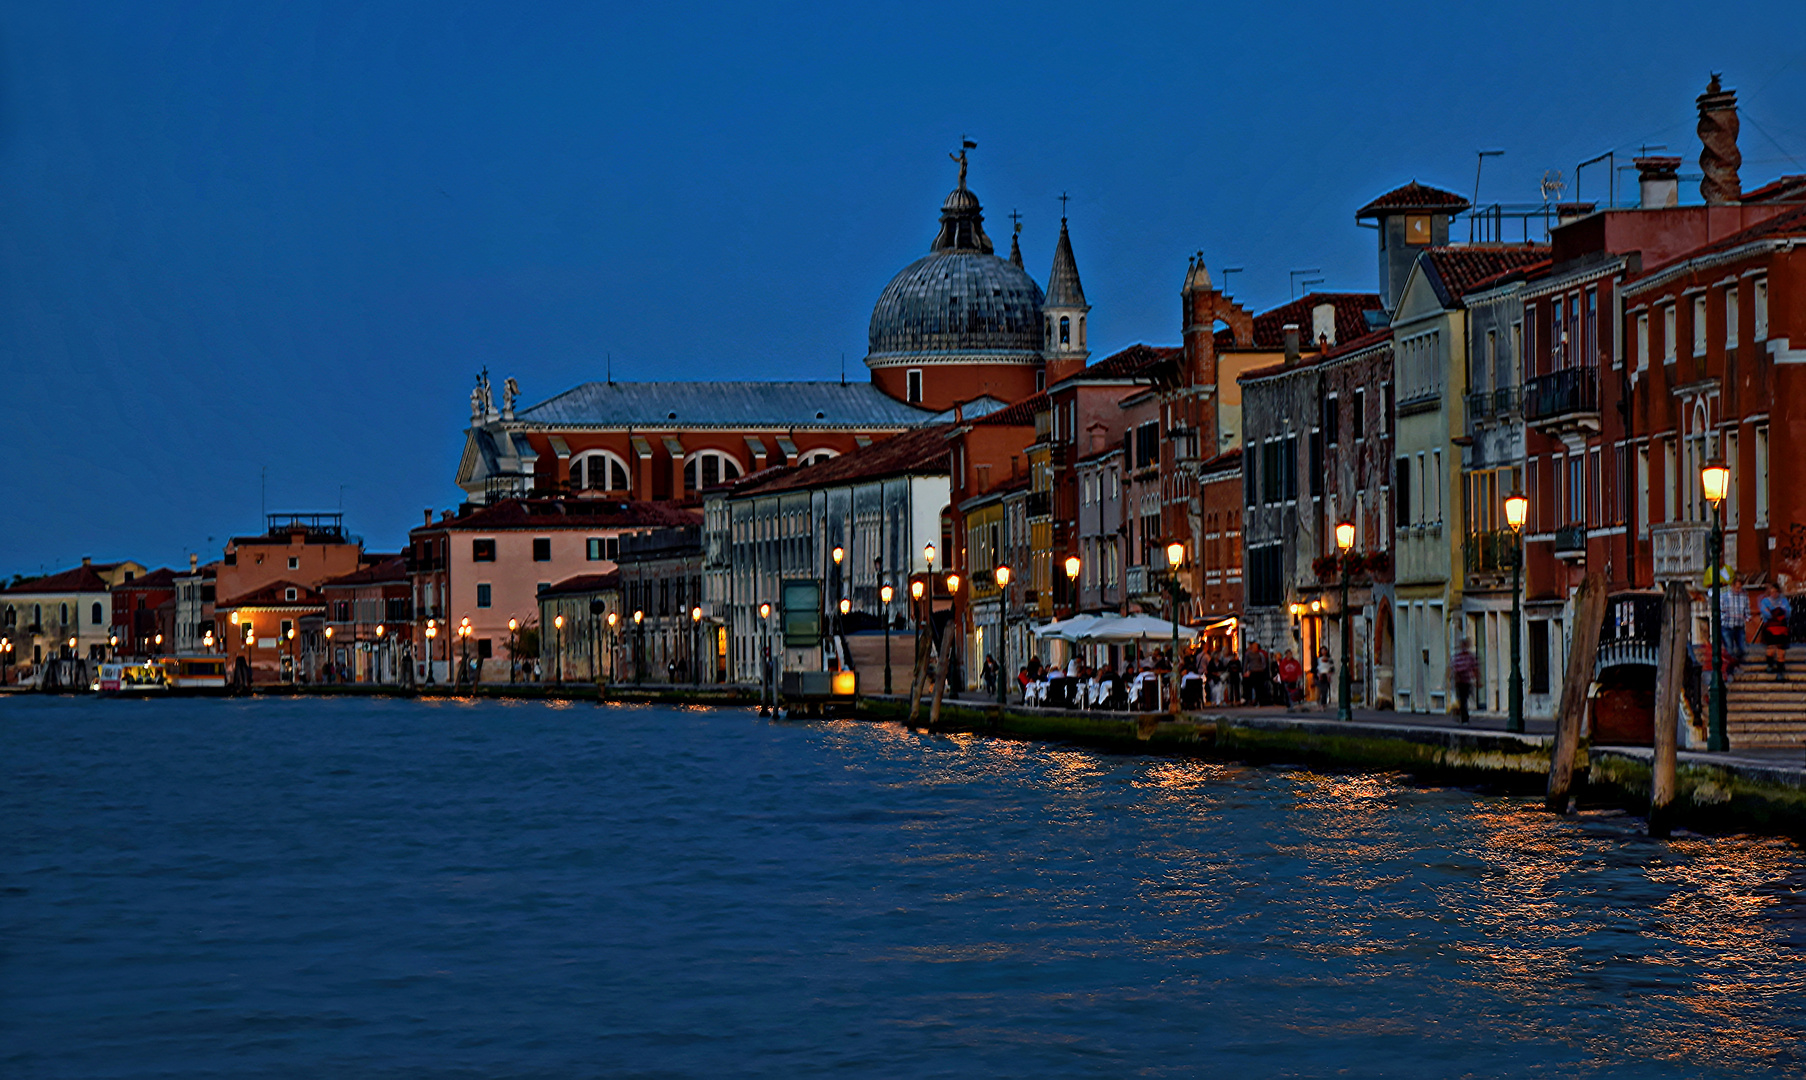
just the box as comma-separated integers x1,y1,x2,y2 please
1523,366,1600,442
1025,490,1052,518
1462,529,1517,575
1651,522,1710,584
1126,565,1151,597
1465,387,1521,428
1553,524,1588,560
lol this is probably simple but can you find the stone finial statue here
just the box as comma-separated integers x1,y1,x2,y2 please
502,377,519,420
471,369,495,423
1697,73,1741,205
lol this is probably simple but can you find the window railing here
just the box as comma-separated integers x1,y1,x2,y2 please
1523,366,1599,422
1553,523,1588,555
1651,522,1710,583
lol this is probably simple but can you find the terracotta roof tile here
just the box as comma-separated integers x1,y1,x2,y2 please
1065,343,1181,381
729,424,953,496
1219,293,1385,350
542,571,621,597
419,499,702,534
1421,246,1550,305
0,564,113,595
216,580,323,609
970,392,1047,428
320,555,409,590
1356,181,1470,219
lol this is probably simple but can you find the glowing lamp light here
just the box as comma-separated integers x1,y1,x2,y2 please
923,543,936,567
1335,521,1356,552
832,670,857,696
880,584,894,604
1701,458,1730,507
460,616,470,629
1503,489,1529,532
375,624,385,638
994,565,1011,588
1165,541,1185,569
832,546,844,565
838,598,851,615
607,612,618,627
287,628,296,640
324,626,334,640
508,617,518,632
554,614,564,630
1064,555,1081,580
691,606,703,622
758,603,772,619
633,610,644,625
945,573,960,594
909,580,924,601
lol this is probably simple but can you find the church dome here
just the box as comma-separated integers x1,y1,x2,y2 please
866,162,1044,366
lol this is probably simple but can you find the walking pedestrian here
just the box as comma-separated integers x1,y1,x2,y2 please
1758,585,1792,679
1277,649,1302,707
1451,637,1479,724
1314,646,1333,708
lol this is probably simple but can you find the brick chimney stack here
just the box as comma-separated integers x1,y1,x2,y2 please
1697,73,1741,205
1634,156,1682,209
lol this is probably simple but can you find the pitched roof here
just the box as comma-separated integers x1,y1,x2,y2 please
1461,257,1552,297
1,564,113,595
1356,181,1471,219
217,580,323,609
1419,246,1551,307
541,571,621,597
419,499,702,534
320,555,408,590
1742,174,1806,203
1044,218,1087,308
112,567,178,591
1639,202,1806,273
1066,343,1181,382
516,380,936,429
1220,293,1386,350
728,423,953,497
1238,328,1393,383
970,392,1047,428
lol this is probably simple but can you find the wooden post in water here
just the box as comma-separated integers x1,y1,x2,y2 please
1545,572,1607,814
928,619,959,728
1649,581,1691,837
906,622,931,725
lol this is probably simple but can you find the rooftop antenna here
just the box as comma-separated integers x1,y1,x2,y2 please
1219,266,1245,293
607,351,613,385
260,465,267,519
1471,149,1504,241
1289,268,1322,300
840,352,846,386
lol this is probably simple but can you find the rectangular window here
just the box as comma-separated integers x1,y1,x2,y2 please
280,619,294,639
1432,448,1443,524
1309,429,1324,498
1755,424,1769,528
1323,395,1339,445
287,557,299,570
1585,288,1597,364
472,538,496,562
1528,456,1541,532
1636,313,1649,372
1352,389,1366,441
1725,431,1740,530
1663,439,1677,523
1692,295,1708,356
1663,305,1677,364
905,369,923,403
477,638,493,660
476,583,492,608
532,537,552,562
1261,440,1283,504
1283,435,1298,502
1244,452,1257,508
1529,620,1551,694
1754,278,1769,340
1551,297,1565,366
1395,458,1411,525
1637,445,1650,538
1588,447,1602,528
1726,288,1739,348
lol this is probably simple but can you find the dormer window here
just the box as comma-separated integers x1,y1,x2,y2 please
285,587,298,601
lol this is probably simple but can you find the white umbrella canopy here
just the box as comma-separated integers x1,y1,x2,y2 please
1032,614,1107,640
1080,613,1199,642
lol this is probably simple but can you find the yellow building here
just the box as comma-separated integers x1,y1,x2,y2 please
0,558,145,679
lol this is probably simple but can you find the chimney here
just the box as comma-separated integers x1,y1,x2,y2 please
1556,202,1596,225
1634,156,1682,209
1283,324,1300,364
1311,303,1337,347
189,553,198,571
1697,73,1741,205
81,555,92,566
424,509,433,527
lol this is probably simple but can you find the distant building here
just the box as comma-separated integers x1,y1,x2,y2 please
319,555,411,683
537,572,622,684
613,526,706,684
109,567,179,656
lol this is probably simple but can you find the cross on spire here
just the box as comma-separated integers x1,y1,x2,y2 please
1008,208,1022,233
1059,191,1071,221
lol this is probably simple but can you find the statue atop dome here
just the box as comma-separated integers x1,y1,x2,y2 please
949,138,975,189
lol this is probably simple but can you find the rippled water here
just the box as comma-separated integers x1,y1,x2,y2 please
3,697,1803,1078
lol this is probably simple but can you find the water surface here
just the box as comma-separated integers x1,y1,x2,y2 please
3,696,1803,1077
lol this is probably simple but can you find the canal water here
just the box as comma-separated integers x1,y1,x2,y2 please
3,697,1803,1078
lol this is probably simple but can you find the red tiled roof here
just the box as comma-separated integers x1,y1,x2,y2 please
542,571,621,597
1238,328,1393,383
1743,174,1806,204
112,567,178,591
1639,203,1806,274
1421,246,1550,305
1220,292,1385,351
731,423,953,496
1356,181,1470,219
0,564,112,595
320,555,408,590
1460,257,1552,297
1066,343,1181,381
419,499,702,534
216,580,323,609
970,392,1047,428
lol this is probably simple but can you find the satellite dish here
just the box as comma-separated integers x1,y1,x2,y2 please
1540,169,1566,204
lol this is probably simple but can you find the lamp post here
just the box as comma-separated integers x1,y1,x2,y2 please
830,545,845,661
945,572,961,695
758,601,773,714
880,582,894,694
993,564,1011,705
1504,488,1529,733
458,617,472,687
1064,553,1081,615
508,618,519,684
425,620,437,685
632,609,644,685
108,634,118,660
323,625,334,683
1166,541,1186,715
286,626,297,683
1702,456,1731,752
605,611,618,690
374,623,386,685
1335,521,1356,721
553,613,564,685
691,605,704,684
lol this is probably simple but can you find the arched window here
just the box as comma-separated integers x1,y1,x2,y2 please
1060,316,1071,345
91,602,103,625
1079,315,1086,348
60,603,69,626
1045,316,1052,347
684,450,743,493
4,605,13,627
796,449,839,467
572,451,630,493
34,604,42,628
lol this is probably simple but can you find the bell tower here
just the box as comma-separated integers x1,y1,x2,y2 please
1043,201,1089,385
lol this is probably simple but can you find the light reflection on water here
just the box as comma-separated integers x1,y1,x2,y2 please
2,697,1803,1078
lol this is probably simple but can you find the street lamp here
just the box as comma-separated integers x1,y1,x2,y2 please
1166,540,1186,715
108,634,118,659
632,609,644,685
458,617,473,687
425,619,437,685
374,623,386,685
691,605,704,684
553,613,564,685
508,618,519,684
1503,488,1529,733
1702,456,1731,752
1064,553,1081,614
758,601,773,713
606,611,618,687
1335,520,1356,722
880,582,895,693
994,564,1011,705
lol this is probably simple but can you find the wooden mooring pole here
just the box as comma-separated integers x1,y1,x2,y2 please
928,619,959,728
1649,582,1692,837
1546,572,1607,814
906,620,931,725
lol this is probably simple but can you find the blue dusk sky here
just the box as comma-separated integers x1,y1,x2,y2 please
2,2,1803,575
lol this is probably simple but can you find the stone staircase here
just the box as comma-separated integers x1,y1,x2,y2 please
1726,646,1806,747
